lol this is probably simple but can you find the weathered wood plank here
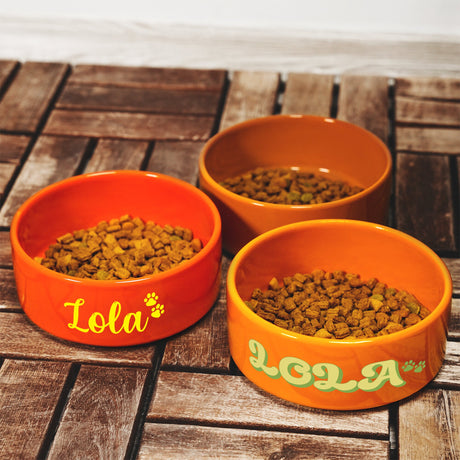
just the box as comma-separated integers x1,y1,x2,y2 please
0,134,31,199
69,65,227,91
281,73,335,116
0,232,12,266
396,126,460,154
395,153,455,253
337,74,389,143
219,71,280,131
399,388,460,460
395,96,460,127
0,312,156,366
147,140,203,185
0,60,17,88
443,258,460,296
395,76,460,100
0,135,90,227
138,423,389,460
48,365,148,460
434,340,460,387
448,298,459,340
161,257,230,370
0,359,72,459
148,370,389,436
0,62,68,133
43,109,215,141
57,84,222,115
0,269,20,311
84,138,149,173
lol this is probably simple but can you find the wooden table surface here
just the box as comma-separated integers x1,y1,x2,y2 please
0,60,459,460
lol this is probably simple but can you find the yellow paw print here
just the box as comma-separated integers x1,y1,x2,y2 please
144,292,165,318
151,303,165,318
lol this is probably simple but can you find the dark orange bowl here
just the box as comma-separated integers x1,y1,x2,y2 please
227,219,452,410
199,115,392,255
10,170,222,346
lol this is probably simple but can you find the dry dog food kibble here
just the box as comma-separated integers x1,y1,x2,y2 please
219,167,363,205
34,215,202,280
246,269,430,339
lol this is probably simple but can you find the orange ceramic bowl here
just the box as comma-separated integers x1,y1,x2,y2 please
199,115,392,255
10,170,222,347
227,219,452,410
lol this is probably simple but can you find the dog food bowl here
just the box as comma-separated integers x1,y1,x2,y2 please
10,170,222,347
199,115,392,254
227,219,452,410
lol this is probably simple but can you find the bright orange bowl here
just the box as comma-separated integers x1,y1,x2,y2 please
10,170,222,346
199,115,392,255
227,219,452,410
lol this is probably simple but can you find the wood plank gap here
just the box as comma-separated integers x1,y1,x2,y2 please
36,363,81,459
386,78,397,229
125,339,166,460
388,403,399,460
0,61,20,103
139,141,156,172
73,137,99,176
330,76,341,118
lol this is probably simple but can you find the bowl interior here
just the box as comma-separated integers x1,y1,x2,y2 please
15,171,219,260
232,220,450,316
203,116,391,190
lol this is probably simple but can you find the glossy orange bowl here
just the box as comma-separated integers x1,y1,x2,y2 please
227,219,452,410
10,170,222,347
199,114,392,255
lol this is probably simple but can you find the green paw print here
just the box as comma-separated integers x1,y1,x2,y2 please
144,292,165,318
414,361,426,373
402,360,416,372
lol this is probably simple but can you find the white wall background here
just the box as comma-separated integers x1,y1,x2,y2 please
1,0,460,37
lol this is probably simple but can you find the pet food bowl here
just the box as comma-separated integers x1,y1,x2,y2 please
199,115,392,254
227,219,451,410
10,170,222,346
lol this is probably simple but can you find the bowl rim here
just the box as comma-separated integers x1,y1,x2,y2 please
10,169,222,286
199,114,393,211
227,218,452,347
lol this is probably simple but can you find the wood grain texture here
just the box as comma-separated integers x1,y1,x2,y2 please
395,96,460,127
0,312,157,366
138,422,389,460
281,73,335,116
448,298,460,340
0,135,90,227
395,76,460,100
0,231,12,266
43,109,215,141
0,134,31,199
148,370,389,436
444,258,460,296
0,359,72,459
0,268,20,311
84,138,149,173
337,74,390,142
147,140,203,185
69,65,227,91
219,71,279,130
0,62,68,133
395,152,455,253
396,126,460,154
399,388,460,460
434,340,460,387
161,257,230,370
0,60,17,88
47,365,148,460
57,83,223,115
